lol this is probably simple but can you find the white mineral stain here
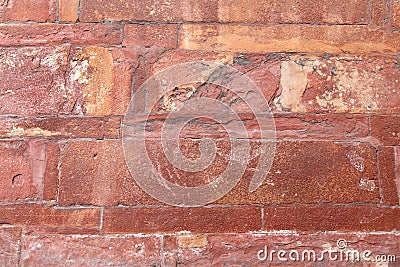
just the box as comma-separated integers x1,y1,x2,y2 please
359,177,376,192
71,59,89,85
346,151,365,172
275,61,308,111
7,127,61,137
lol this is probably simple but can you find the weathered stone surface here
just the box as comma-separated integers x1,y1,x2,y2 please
0,46,131,116
371,115,400,146
58,140,158,206
274,113,369,140
378,147,399,206
20,235,161,266
143,139,231,188
111,48,136,106
143,51,400,114
163,232,400,266
128,113,368,140
58,0,78,22
115,46,168,94
23,226,99,235
0,204,100,227
123,24,178,47
151,51,280,100
218,0,369,24
0,117,120,139
263,206,400,231
0,24,122,46
102,206,262,234
151,50,236,74
81,0,368,25
393,0,400,29
148,51,281,116
177,234,207,248
0,0,55,22
0,140,52,203
218,141,380,204
58,139,232,206
0,0,399,265
371,0,391,27
273,55,400,113
0,46,75,116
397,147,400,200
180,24,400,54
80,0,218,22
67,46,132,116
59,139,380,206
141,139,380,204
42,143,59,202
0,46,130,116
23,225,101,235
0,227,21,266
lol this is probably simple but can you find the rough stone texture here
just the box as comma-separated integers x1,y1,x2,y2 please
116,46,169,94
273,55,400,113
0,0,400,265
274,113,369,140
58,0,79,22
0,227,21,266
58,140,381,206
177,234,207,248
150,50,236,74
0,46,75,116
23,226,100,235
150,51,281,107
5,231,400,266
0,24,122,46
378,147,399,206
80,0,218,22
263,206,400,231
218,141,380,204
80,0,368,25
0,45,129,116
129,113,369,140
42,143,59,201
0,140,52,203
397,147,400,200
130,139,232,188
20,235,162,266
180,24,400,54
123,24,178,47
58,140,158,206
0,0,55,22
371,0,391,28
73,46,114,115
102,206,262,234
371,116,400,146
217,0,369,24
143,139,378,203
393,0,400,29
58,139,231,206
163,232,400,266
0,117,120,139
67,47,132,116
0,47,130,117
0,204,100,227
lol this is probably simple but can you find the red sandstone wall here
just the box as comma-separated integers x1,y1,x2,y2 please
0,0,399,266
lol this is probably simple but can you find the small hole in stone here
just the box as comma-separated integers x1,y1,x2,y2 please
12,174,23,186
93,153,98,159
